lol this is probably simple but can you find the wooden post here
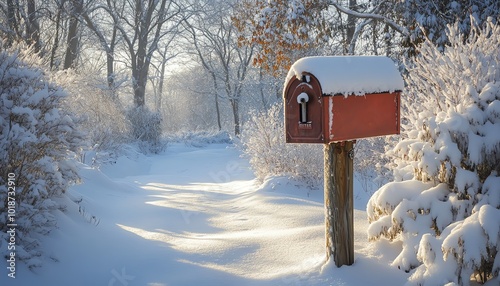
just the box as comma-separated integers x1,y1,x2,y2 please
324,141,354,267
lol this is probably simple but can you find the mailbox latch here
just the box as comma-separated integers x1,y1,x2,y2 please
297,92,309,123
297,92,312,130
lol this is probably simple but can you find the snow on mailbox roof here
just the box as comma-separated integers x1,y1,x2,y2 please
285,56,404,96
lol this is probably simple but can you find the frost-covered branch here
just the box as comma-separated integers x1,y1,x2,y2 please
328,0,409,36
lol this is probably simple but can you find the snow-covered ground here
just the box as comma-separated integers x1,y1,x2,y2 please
2,143,410,285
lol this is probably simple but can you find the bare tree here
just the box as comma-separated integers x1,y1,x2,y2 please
105,0,184,107
49,0,66,69
184,0,254,135
80,0,120,91
2,0,43,52
150,43,178,112
5,0,19,37
25,0,42,52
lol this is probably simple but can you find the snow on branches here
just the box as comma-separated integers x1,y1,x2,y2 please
0,44,83,266
367,19,500,285
240,103,323,186
233,0,330,75
400,0,500,56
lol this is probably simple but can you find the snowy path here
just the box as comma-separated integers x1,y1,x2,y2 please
5,144,409,286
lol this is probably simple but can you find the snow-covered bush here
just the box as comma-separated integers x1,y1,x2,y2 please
166,130,232,147
52,69,131,164
240,103,323,186
127,106,165,154
367,19,500,285
0,45,83,265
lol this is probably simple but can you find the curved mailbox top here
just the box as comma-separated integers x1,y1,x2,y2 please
284,56,404,96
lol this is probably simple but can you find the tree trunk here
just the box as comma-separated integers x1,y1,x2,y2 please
345,0,357,54
372,21,379,55
324,141,354,267
106,51,115,89
6,0,20,46
64,0,83,69
230,98,240,136
156,66,165,112
131,49,150,107
107,27,117,92
26,0,41,53
50,0,64,69
133,67,148,107
384,24,392,57
211,73,222,131
259,67,268,109
214,93,222,131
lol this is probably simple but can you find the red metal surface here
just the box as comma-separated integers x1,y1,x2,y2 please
323,92,400,142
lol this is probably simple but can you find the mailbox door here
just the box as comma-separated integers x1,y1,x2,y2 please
284,73,324,143
324,92,400,142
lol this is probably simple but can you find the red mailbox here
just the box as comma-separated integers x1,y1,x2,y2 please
284,56,403,143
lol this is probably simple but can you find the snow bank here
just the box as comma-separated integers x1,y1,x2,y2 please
0,142,410,285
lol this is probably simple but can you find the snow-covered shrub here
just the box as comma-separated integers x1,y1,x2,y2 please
127,106,165,154
0,45,83,265
367,19,500,285
240,103,323,186
166,130,232,147
52,69,131,164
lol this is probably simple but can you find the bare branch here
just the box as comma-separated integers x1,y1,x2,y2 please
329,0,409,36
